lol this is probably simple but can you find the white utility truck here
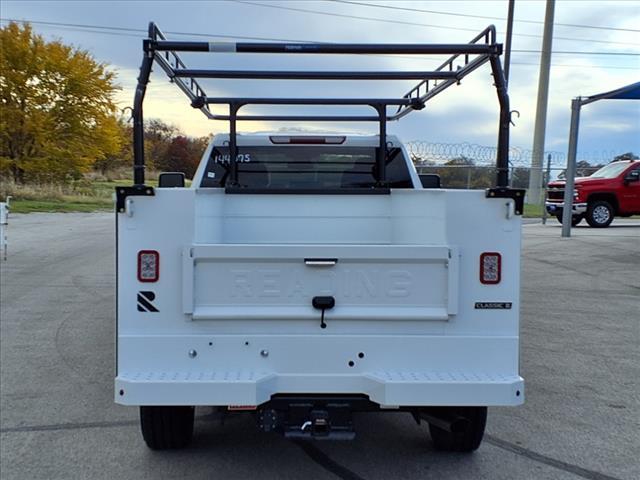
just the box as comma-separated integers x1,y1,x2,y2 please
116,23,525,452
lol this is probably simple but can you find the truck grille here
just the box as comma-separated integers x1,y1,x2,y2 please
547,189,564,201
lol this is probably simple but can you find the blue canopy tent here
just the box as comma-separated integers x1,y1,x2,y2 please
561,81,640,237
582,82,640,102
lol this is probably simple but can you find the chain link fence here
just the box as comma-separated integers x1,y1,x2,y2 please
412,164,573,190
406,141,626,220
406,141,621,169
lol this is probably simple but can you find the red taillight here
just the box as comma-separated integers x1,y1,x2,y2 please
269,135,346,144
138,250,159,282
227,405,257,411
480,252,501,284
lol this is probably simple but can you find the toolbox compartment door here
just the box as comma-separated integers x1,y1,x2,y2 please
183,244,458,321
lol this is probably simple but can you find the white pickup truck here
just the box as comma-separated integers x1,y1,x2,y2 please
116,23,525,452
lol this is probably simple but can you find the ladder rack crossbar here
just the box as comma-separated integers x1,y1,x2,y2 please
152,40,500,56
172,70,461,81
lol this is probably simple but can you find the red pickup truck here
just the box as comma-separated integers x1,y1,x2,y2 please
546,160,640,227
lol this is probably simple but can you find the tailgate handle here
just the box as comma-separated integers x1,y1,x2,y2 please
312,296,335,329
305,258,337,267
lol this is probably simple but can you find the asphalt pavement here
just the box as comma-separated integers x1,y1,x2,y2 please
1,213,638,480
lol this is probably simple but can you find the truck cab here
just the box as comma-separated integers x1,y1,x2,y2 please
546,160,640,227
194,133,420,189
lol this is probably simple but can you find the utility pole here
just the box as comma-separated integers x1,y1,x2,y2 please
528,0,555,205
504,0,515,85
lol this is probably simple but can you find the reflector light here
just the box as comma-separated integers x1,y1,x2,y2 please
480,252,501,284
269,135,346,144
138,250,159,282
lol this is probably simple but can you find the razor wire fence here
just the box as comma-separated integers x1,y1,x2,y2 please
406,141,622,169
406,140,623,189
406,141,630,219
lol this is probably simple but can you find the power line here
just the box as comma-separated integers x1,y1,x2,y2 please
232,0,640,46
19,24,141,39
514,50,639,56
510,62,638,71
0,18,312,43
231,0,480,34
329,0,640,33
3,18,640,58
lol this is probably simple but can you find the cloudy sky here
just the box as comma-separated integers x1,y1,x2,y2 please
2,0,639,165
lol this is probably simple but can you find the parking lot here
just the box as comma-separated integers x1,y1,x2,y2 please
1,213,638,480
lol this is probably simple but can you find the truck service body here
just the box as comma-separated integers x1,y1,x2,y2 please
116,23,525,451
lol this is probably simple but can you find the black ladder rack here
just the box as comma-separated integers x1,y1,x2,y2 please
132,22,510,188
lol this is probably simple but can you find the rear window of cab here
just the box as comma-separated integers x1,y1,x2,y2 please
200,146,412,189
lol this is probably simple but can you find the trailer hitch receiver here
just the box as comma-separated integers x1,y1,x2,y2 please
304,410,331,437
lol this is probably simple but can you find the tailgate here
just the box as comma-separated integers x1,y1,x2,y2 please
182,244,458,321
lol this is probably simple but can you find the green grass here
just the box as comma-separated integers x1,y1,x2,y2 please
3,176,192,213
523,203,544,218
2,178,118,213
92,178,159,192
9,198,114,213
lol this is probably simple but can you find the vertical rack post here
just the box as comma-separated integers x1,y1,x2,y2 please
229,103,240,186
132,39,154,186
374,104,387,186
490,56,510,187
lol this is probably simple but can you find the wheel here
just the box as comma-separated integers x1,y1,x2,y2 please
140,406,195,450
428,406,487,452
586,200,614,228
555,213,584,227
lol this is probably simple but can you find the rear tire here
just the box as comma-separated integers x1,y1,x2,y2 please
586,200,614,228
428,406,487,452
140,406,195,450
